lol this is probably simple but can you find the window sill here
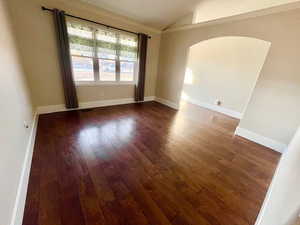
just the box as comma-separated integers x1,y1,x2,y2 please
75,81,136,87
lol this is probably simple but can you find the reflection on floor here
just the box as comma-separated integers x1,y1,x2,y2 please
23,101,280,225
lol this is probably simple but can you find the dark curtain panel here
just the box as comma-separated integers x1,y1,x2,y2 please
135,33,148,102
53,9,79,109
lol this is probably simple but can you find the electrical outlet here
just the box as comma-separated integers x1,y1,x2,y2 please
215,99,222,106
23,121,29,129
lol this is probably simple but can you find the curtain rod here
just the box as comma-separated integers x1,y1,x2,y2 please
41,6,151,39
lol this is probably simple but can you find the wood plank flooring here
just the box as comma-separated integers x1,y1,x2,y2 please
22,101,280,225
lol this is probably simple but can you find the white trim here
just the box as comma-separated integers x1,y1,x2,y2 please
80,98,134,109
143,96,155,101
254,153,286,225
37,104,66,114
235,127,287,153
183,96,242,119
10,113,39,225
75,81,135,86
154,97,179,110
163,1,300,33
37,96,155,114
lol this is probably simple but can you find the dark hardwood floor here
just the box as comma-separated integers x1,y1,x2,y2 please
22,101,280,225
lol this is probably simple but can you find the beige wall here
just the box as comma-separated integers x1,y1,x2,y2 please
0,0,34,224
193,0,300,24
156,9,300,144
182,36,270,114
6,0,161,107
256,127,300,225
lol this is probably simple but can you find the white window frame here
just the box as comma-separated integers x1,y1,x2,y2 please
70,26,138,86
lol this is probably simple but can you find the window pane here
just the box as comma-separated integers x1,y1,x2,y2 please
96,30,118,60
119,33,138,61
71,56,94,81
67,24,93,39
119,33,138,47
70,43,94,57
97,47,117,60
120,61,135,81
99,59,116,81
96,30,117,43
67,22,94,57
119,50,137,61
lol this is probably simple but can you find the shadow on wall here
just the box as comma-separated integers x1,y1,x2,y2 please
180,36,271,119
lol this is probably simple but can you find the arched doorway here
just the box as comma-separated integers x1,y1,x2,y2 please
180,36,271,119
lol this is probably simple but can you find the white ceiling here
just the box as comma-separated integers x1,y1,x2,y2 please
193,0,300,24
78,0,300,30
80,0,202,30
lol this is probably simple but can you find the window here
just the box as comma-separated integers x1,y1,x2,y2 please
71,56,94,81
67,21,138,84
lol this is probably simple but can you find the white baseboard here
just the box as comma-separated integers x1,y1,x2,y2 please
235,127,287,153
254,153,285,225
182,96,242,119
154,97,179,110
143,96,156,101
37,96,155,114
10,113,39,225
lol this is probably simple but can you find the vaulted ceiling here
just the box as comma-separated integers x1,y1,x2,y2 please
78,0,300,30
80,0,201,30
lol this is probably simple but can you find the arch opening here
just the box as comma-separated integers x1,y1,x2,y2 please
180,36,271,119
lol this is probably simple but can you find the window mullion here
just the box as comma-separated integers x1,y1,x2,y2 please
93,29,100,81
116,33,120,82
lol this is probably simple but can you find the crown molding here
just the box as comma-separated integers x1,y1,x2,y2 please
163,1,300,34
